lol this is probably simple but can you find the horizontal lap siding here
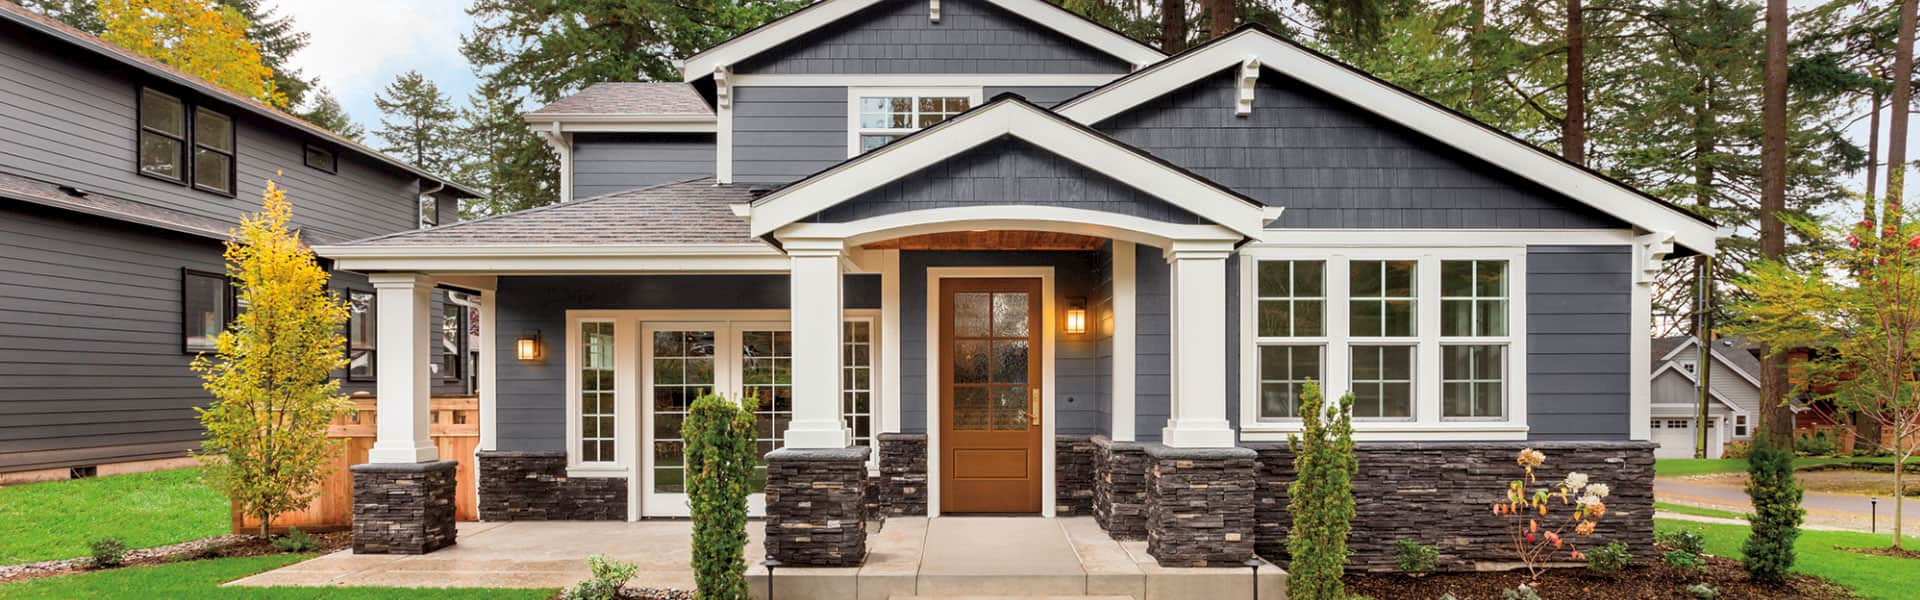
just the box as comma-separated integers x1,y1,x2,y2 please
1133,244,1169,441
1527,245,1632,440
572,133,715,198
734,0,1131,75
732,86,846,185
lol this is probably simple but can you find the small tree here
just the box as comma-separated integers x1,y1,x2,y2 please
192,179,351,537
1741,437,1803,582
1288,380,1356,600
685,394,757,600
1494,449,1612,583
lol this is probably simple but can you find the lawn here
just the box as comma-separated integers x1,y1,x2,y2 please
0,554,556,599
0,468,228,564
1653,501,1745,520
1656,517,1920,600
1654,456,1918,478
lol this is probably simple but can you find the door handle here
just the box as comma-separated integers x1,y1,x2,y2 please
1030,388,1041,428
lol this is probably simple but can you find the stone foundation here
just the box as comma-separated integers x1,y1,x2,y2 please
1144,445,1257,567
1056,435,1097,516
765,447,870,567
876,433,927,516
1093,435,1148,540
474,451,627,521
1246,441,1657,571
351,460,458,554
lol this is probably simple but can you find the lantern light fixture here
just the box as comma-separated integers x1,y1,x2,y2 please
515,331,543,361
1065,297,1088,335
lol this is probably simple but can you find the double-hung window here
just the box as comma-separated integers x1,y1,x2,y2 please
346,290,376,380
1440,260,1509,419
849,89,980,155
140,89,187,182
192,109,234,194
1254,261,1324,420
138,88,235,195
1348,260,1417,419
182,269,232,353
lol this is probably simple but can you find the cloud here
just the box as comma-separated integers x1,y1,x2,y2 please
275,0,477,135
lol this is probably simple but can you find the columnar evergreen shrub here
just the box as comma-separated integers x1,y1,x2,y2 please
1287,380,1356,600
1742,437,1803,582
685,394,757,600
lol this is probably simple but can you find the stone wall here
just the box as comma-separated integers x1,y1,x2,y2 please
1092,436,1148,540
1056,435,1097,516
876,433,927,516
351,461,458,554
765,447,870,567
1246,441,1657,572
474,451,627,521
1144,446,1257,567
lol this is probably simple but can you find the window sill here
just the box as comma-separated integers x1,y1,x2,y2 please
566,464,628,478
1239,422,1528,442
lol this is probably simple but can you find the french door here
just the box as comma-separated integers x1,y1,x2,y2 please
639,321,792,517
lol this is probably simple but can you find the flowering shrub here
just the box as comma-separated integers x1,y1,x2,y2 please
1493,448,1613,581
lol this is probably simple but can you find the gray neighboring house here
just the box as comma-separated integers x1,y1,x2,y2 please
1648,335,1762,459
0,3,479,483
316,0,1718,570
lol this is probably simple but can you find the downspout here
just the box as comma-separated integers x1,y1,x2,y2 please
420,180,447,228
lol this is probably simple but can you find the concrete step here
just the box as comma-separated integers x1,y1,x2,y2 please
890,596,1138,599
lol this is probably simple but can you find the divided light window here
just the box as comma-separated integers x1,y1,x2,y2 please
855,94,971,154
581,321,617,464
182,269,231,353
438,302,466,381
346,290,376,380
1254,260,1324,420
1440,260,1509,419
1349,260,1417,418
192,108,234,194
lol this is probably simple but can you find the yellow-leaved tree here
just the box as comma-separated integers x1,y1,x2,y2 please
192,178,351,537
98,0,285,107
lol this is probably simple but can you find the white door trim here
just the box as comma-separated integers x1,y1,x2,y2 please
924,266,1056,518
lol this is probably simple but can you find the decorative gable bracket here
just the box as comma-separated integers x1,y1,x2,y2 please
930,0,940,23
1236,57,1260,117
714,65,732,109
1633,231,1676,285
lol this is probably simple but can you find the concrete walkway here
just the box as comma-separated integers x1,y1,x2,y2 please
1656,477,1920,536
228,517,1284,600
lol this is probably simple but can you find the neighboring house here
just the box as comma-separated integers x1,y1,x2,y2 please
1648,335,1762,458
0,3,480,483
315,0,1716,569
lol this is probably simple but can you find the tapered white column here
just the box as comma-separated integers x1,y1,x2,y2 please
368,272,439,463
1161,242,1237,448
784,239,851,449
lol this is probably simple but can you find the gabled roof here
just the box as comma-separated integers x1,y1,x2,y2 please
747,95,1268,240
0,2,481,199
1654,336,1763,388
1652,363,1746,413
0,170,231,241
680,0,1164,80
524,83,714,120
1054,26,1718,255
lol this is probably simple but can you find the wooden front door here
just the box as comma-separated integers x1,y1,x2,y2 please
939,278,1043,513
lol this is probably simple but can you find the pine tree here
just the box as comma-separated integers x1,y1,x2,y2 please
1286,381,1356,600
298,86,364,141
459,82,558,216
373,70,463,177
216,0,313,108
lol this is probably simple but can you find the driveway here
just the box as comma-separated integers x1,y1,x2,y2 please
1656,477,1920,536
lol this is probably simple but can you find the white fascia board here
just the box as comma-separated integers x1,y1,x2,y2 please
732,74,1123,87
523,114,717,133
1651,363,1745,412
1056,30,1718,255
748,101,1264,238
776,205,1244,248
680,0,1160,81
315,244,788,273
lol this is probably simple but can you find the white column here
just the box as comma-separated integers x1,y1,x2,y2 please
784,239,851,448
1161,241,1238,448
368,273,439,463
477,287,497,451
1111,241,1137,442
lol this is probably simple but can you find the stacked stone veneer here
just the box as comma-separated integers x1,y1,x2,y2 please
351,461,458,554
1143,446,1257,567
1093,435,1149,539
765,447,870,567
876,433,927,516
1245,441,1657,571
474,451,626,521
1056,435,1097,516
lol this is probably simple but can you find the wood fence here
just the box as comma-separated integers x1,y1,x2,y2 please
231,396,479,534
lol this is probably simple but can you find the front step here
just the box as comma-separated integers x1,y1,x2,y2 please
891,596,1138,599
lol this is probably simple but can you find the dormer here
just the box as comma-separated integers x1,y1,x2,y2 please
523,83,719,203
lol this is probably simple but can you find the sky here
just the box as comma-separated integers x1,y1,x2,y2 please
277,0,477,138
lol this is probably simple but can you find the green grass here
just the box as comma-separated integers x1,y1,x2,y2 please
1653,501,1746,520
1654,456,1918,478
1656,517,1920,599
0,468,228,564
0,554,556,599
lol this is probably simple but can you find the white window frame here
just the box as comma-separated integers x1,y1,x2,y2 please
1251,259,1327,422
845,87,984,157
1237,245,1529,441
565,316,634,477
1438,259,1513,421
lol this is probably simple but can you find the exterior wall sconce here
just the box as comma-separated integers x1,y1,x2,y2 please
515,331,542,361
1065,297,1088,335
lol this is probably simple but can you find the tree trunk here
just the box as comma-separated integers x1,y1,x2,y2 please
1868,90,1883,227
1563,0,1585,164
1889,0,1918,228
1758,0,1793,446
1895,454,1906,549
1161,0,1187,53
1207,0,1234,38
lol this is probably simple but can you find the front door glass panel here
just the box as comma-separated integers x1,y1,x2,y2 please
951,292,1032,431
650,329,715,494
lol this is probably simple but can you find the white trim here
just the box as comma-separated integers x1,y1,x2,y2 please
733,74,1123,87
717,72,735,184
523,114,717,134
564,316,634,478
1656,338,1765,389
1163,242,1237,448
1110,241,1136,442
679,0,1161,80
1628,233,1672,441
845,86,985,157
316,244,789,274
1054,29,1718,254
1260,229,1639,246
923,266,1056,518
536,124,574,203
1235,245,1530,441
786,242,853,449
478,287,498,452
880,249,903,434
367,273,440,464
776,206,1244,250
1652,363,1745,413
750,100,1266,239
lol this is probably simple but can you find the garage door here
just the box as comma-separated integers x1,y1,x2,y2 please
1653,418,1721,458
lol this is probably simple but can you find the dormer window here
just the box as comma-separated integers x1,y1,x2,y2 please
849,88,980,155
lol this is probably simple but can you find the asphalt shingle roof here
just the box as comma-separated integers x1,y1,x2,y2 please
526,83,714,117
1652,335,1763,380
0,170,233,240
338,178,757,247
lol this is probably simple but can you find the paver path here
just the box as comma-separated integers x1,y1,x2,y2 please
1656,477,1920,536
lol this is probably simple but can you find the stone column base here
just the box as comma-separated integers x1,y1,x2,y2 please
351,460,458,554
1093,436,1148,540
765,447,871,567
474,450,627,521
1056,435,1097,516
877,433,927,516
1145,445,1256,567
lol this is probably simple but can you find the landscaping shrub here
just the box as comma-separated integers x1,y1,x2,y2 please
1663,549,1704,572
1287,380,1356,600
684,394,757,600
1392,539,1437,576
1657,529,1706,555
561,555,637,600
1723,440,1751,459
88,537,128,568
1584,541,1632,574
1686,583,1718,599
1493,449,1613,581
1502,585,1543,600
1742,438,1804,583
1795,433,1837,457
270,527,320,553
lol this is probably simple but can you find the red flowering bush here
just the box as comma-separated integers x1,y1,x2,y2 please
1494,448,1612,582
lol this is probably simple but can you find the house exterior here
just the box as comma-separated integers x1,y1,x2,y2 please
0,3,479,483
314,0,1716,570
1648,336,1762,459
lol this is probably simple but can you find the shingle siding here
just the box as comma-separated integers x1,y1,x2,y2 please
984,86,1098,108
731,86,847,185
734,0,1132,75
1527,245,1633,440
572,133,715,198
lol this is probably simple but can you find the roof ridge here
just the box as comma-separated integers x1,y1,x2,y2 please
334,177,719,246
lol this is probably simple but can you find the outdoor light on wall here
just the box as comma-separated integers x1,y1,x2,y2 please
1065,297,1088,335
515,331,543,361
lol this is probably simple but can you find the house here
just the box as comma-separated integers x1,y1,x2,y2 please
1648,335,1761,458
313,0,1716,570
0,3,479,484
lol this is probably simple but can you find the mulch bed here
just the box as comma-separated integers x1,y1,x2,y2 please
0,530,351,584
1345,554,1851,599
1845,545,1920,559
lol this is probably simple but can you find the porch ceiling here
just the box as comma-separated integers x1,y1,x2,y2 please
862,230,1107,251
